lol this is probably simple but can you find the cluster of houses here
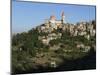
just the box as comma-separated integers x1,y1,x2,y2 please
68,22,96,38
36,11,96,47
76,43,91,52
38,33,62,45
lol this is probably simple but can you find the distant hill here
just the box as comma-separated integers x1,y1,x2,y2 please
12,20,96,74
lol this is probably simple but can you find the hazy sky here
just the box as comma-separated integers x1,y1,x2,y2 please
12,1,96,33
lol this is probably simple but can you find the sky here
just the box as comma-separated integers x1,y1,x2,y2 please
12,1,96,33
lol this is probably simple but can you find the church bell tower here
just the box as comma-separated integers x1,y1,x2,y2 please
61,11,66,24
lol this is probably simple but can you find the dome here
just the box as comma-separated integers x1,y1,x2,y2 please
50,15,56,20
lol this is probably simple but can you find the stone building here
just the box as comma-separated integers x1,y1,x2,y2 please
44,11,66,31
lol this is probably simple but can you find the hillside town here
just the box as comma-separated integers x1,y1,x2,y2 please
36,11,96,51
12,11,96,74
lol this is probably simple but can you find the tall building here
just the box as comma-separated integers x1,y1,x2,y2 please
61,11,66,24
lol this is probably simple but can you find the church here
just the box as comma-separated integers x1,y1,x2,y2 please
45,11,66,30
